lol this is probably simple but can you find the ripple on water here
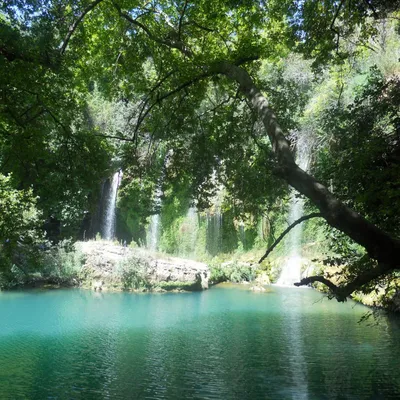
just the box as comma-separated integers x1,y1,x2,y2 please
0,286,399,399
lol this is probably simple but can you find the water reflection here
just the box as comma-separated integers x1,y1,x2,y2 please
0,287,399,399
278,290,309,399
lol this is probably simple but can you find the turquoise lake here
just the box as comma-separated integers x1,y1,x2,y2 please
0,284,399,399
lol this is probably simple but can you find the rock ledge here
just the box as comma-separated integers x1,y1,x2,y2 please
77,241,209,292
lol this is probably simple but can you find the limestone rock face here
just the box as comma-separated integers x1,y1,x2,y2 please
77,241,209,291
146,257,209,290
78,241,127,282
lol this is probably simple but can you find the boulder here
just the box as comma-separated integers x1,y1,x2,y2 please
146,257,209,290
250,285,267,292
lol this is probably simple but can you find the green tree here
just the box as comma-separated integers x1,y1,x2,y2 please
1,0,400,300
0,173,41,243
0,6,112,238
0,173,43,282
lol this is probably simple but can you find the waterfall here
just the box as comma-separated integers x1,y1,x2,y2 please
277,133,313,286
148,214,160,251
147,182,163,252
184,206,199,258
102,171,121,240
206,211,223,256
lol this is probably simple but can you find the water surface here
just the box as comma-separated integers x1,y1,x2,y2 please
0,285,399,399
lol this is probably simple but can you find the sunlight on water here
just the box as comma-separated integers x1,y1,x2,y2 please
0,286,399,399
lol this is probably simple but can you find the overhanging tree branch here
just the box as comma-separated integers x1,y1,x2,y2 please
70,3,397,301
130,57,257,140
59,0,105,55
184,20,214,32
178,0,189,40
330,0,345,53
114,2,193,57
294,276,340,294
258,212,323,264
214,61,400,299
132,70,213,140
294,261,396,302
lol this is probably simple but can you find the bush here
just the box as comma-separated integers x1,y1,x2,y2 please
116,255,151,290
209,262,228,284
228,262,256,283
0,173,45,287
41,239,85,284
0,262,27,289
129,240,138,248
209,260,257,284
0,239,85,289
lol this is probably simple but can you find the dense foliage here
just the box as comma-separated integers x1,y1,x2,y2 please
1,0,400,301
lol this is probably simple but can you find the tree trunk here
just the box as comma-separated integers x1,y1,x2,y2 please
216,62,400,275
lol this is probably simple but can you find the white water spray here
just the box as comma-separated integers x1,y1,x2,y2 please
147,182,163,251
148,214,160,251
277,134,313,286
103,171,121,240
185,206,199,258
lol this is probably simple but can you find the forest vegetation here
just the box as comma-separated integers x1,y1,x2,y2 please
1,0,400,307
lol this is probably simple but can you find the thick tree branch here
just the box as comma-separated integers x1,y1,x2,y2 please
330,0,345,53
259,212,323,264
184,20,214,32
214,61,400,297
60,0,104,55
337,262,394,298
294,275,339,293
294,261,394,302
178,0,189,40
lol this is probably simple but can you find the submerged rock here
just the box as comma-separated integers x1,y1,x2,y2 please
250,285,267,292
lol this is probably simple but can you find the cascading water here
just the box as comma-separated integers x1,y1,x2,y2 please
148,214,160,251
147,182,163,252
183,206,199,258
102,171,122,240
206,211,223,256
277,133,313,286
